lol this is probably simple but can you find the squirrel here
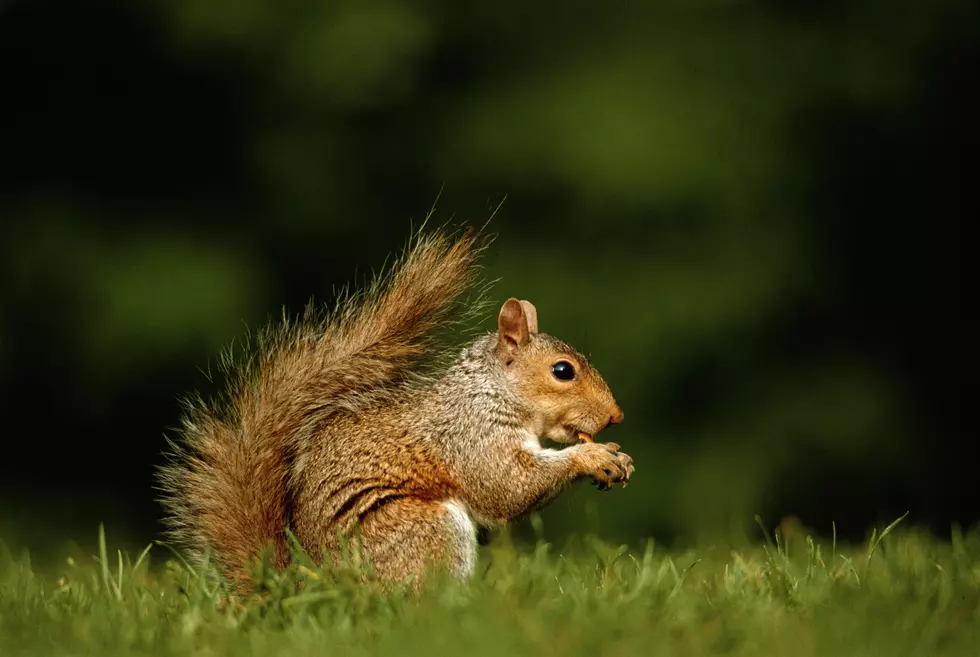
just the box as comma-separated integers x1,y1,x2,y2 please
157,225,633,592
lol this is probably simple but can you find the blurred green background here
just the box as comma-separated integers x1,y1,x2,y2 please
1,0,976,558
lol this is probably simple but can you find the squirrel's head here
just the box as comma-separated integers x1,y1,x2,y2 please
495,298,623,445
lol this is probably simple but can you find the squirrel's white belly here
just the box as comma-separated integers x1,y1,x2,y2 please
441,499,478,578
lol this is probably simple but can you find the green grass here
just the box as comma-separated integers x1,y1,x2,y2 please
2,517,979,657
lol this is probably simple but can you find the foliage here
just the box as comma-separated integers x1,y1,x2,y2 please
1,0,977,546
2,519,979,656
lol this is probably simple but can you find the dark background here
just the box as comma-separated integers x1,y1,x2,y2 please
1,0,976,558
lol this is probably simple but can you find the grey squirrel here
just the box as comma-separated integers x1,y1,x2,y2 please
158,226,633,591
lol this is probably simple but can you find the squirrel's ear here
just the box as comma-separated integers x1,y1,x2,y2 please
519,300,538,334
498,298,530,365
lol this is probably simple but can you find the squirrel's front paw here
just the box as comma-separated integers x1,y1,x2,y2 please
577,442,634,491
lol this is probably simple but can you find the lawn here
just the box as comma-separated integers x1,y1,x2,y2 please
1,516,978,656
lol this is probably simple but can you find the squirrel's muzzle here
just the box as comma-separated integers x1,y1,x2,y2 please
577,406,624,443
609,406,624,425
577,407,623,444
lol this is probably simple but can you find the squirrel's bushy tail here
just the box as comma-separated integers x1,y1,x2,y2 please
156,225,489,588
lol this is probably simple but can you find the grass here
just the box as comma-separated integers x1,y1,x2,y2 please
1,516,978,657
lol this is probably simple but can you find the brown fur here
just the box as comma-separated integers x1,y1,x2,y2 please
158,225,633,591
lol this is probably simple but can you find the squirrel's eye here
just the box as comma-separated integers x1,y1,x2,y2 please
551,361,575,381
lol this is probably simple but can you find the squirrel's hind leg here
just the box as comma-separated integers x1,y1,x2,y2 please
357,497,478,587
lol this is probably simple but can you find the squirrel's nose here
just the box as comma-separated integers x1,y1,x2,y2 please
609,406,624,425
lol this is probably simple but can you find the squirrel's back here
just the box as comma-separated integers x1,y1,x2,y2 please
156,226,488,588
